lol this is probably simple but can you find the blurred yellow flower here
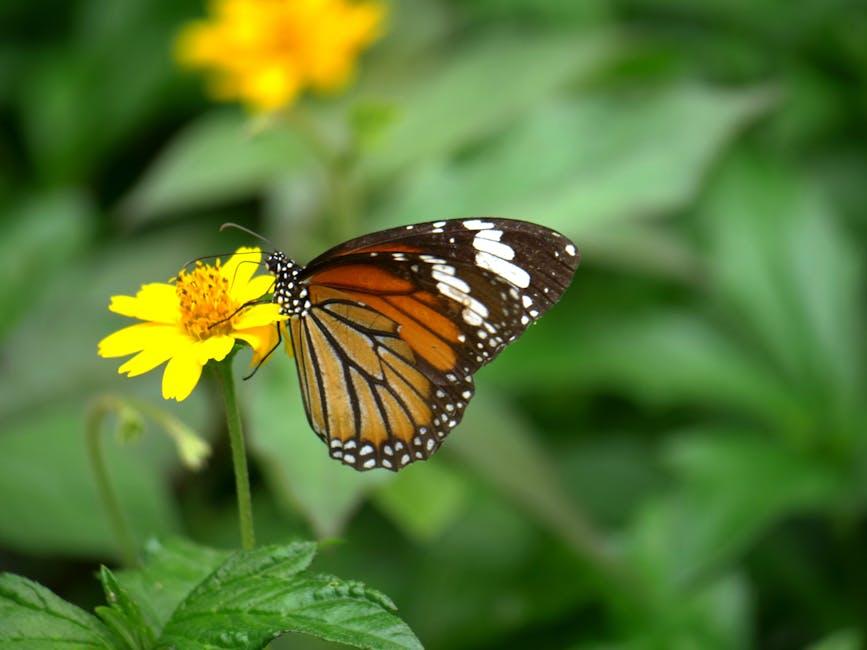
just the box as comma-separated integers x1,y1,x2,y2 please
176,0,385,112
98,248,283,402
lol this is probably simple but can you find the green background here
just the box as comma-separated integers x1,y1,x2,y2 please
1,0,866,647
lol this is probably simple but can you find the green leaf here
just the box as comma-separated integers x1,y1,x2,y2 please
447,387,612,568
0,573,115,649
116,538,228,638
627,432,844,588
157,543,422,650
18,4,186,183
372,84,776,246
620,571,752,649
360,30,619,182
703,152,864,434
121,110,310,222
373,461,469,542
494,309,809,432
246,360,390,538
96,567,154,649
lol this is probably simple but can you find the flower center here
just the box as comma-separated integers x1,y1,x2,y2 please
176,261,236,339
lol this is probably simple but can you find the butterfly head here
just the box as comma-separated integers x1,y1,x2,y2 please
265,251,290,275
265,251,308,317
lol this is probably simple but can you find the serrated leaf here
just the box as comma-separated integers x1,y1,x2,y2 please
116,538,229,637
97,566,154,649
157,543,422,650
246,360,390,538
122,110,310,222
0,573,116,649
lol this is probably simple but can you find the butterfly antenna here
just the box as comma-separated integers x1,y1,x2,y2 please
179,250,261,272
220,222,273,246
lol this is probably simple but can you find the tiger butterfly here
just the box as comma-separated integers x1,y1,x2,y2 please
262,218,578,471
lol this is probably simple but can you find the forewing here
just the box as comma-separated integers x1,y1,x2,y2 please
301,218,579,376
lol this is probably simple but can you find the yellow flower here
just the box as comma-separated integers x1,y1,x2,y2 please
98,247,283,402
176,0,385,112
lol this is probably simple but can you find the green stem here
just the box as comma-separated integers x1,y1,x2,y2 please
86,397,138,567
212,359,256,550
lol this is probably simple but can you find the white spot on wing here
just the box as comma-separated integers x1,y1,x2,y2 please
565,243,576,256
434,271,471,294
472,236,515,260
463,219,494,230
437,282,468,305
476,229,503,241
463,309,483,326
475,251,530,288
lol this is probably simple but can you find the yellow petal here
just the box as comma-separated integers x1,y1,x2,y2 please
236,323,282,367
193,335,236,364
234,303,283,329
221,247,261,296
118,346,176,377
98,323,183,358
233,328,268,351
232,273,275,305
109,283,180,324
161,346,203,402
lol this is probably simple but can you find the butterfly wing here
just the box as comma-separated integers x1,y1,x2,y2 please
288,288,470,470
291,218,579,471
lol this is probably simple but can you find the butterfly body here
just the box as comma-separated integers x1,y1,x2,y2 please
264,218,579,471
266,252,308,317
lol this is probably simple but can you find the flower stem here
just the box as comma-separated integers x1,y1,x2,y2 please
86,396,138,567
212,359,256,550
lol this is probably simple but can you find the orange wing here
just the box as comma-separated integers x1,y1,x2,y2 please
290,287,473,471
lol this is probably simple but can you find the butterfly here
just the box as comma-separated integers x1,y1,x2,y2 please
259,218,579,471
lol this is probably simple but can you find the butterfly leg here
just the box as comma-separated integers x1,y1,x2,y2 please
208,297,273,331
242,322,283,380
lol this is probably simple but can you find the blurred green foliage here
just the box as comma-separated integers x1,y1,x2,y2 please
1,0,866,647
